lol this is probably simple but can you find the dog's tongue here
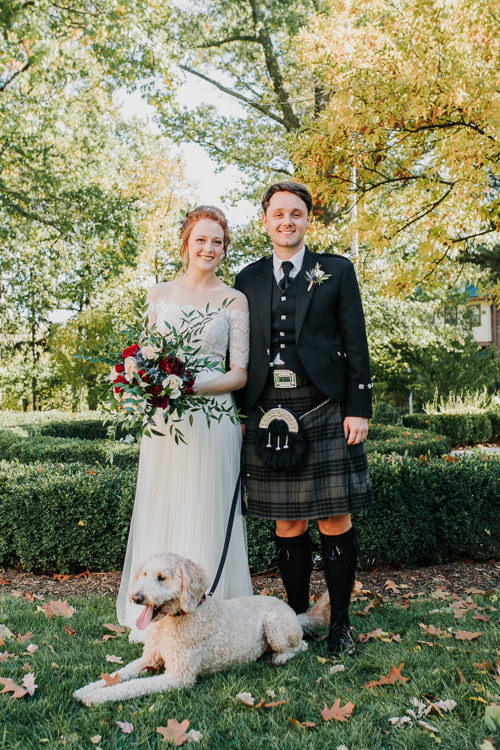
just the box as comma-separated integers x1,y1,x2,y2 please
135,604,154,630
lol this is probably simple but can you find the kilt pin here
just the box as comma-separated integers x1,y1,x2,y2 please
234,247,373,656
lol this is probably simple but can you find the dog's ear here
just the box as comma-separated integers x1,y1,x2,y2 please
179,560,208,612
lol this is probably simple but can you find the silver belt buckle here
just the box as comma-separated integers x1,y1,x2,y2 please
273,369,297,388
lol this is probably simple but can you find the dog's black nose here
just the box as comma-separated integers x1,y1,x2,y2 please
132,593,145,605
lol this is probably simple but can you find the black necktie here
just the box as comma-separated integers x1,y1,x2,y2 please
279,261,294,292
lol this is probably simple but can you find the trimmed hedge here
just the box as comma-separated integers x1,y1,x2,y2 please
0,461,136,571
0,411,128,440
0,424,449,470
0,430,138,469
372,401,402,425
0,455,498,573
402,411,495,445
366,424,450,457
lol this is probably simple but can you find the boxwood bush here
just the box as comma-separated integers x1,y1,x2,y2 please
0,455,498,573
366,424,450,457
0,461,136,571
402,412,494,445
0,423,449,470
0,430,138,468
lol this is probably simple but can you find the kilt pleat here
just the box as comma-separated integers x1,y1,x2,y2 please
241,383,373,520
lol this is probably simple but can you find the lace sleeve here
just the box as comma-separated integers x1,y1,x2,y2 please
228,297,249,369
146,299,157,327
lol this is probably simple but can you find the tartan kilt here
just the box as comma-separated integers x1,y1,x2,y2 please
241,382,373,520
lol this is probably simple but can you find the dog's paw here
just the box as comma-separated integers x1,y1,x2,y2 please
73,680,105,702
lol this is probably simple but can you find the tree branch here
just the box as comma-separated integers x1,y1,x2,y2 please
178,64,287,126
198,34,259,48
248,0,300,131
391,184,455,238
0,59,31,92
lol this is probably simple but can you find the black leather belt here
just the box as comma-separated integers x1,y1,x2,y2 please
267,368,311,388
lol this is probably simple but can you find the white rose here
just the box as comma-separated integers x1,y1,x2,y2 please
140,344,159,360
124,356,138,382
109,367,118,383
162,374,183,399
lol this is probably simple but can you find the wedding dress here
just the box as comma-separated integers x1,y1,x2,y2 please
116,296,253,642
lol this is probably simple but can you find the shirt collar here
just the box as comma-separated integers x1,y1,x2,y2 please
272,245,306,275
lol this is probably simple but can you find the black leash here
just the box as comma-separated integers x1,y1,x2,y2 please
207,476,241,597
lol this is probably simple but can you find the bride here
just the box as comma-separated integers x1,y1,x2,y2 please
116,205,253,641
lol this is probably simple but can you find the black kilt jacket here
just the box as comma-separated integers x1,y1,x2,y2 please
234,248,372,418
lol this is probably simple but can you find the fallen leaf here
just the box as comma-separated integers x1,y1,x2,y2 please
321,698,355,722
473,612,490,622
263,700,288,708
10,591,23,598
102,634,120,642
90,736,101,745
454,630,483,641
26,644,38,654
186,729,202,743
266,689,276,699
106,655,124,664
17,631,32,644
0,652,15,662
103,623,126,634
39,600,75,619
330,664,346,674
354,601,375,616
456,667,466,683
157,719,190,746
389,715,412,727
316,656,328,664
65,625,77,636
384,580,400,594
24,592,43,602
115,721,134,734
100,672,120,686
432,699,457,712
288,717,316,729
364,663,410,688
0,625,15,641
417,719,439,733
0,677,28,699
417,640,435,648
430,587,450,600
357,628,400,643
236,691,255,706
21,673,37,696
419,624,451,638
0,577,11,585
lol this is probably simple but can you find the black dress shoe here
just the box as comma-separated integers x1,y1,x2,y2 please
327,621,356,657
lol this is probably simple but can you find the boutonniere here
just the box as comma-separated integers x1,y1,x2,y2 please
305,263,332,291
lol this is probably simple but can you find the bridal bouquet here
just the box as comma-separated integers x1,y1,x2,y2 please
95,298,238,442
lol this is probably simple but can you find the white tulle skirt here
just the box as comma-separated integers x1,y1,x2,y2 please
116,388,253,642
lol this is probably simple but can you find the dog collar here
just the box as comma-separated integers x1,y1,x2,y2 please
170,594,206,617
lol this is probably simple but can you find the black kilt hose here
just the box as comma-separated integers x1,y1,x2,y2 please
241,382,373,520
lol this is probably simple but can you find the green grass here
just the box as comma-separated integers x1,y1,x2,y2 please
0,592,498,749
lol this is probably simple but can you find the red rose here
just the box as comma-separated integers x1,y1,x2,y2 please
122,344,140,359
171,358,185,376
159,356,173,374
115,362,125,373
185,387,194,396
114,375,128,386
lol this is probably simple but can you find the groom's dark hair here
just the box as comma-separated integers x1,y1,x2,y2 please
261,181,313,214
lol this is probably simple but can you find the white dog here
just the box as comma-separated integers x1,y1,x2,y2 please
74,552,329,705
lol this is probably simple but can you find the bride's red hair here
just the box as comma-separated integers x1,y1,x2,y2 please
180,206,230,269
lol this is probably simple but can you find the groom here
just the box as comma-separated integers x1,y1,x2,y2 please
234,182,373,656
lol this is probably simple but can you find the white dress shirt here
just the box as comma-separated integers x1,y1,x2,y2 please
272,245,306,285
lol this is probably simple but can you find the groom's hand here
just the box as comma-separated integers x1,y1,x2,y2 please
343,416,368,445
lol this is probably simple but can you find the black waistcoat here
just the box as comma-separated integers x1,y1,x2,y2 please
270,276,308,378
